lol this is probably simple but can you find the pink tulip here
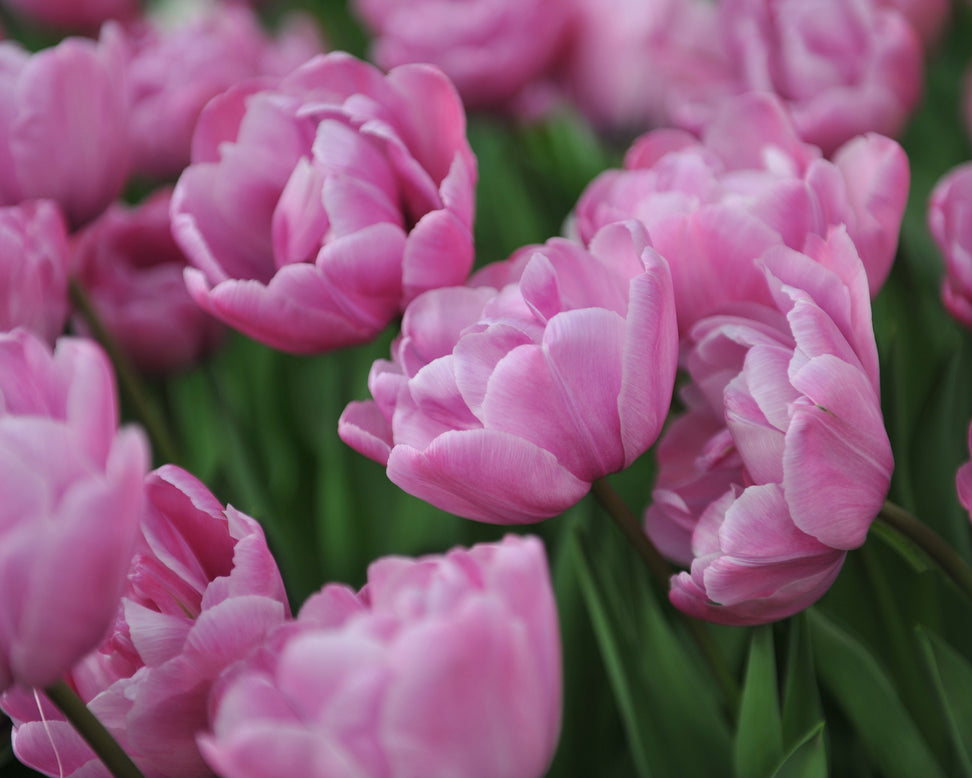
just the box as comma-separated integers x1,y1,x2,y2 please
648,228,893,625
877,0,950,46
0,27,131,227
172,51,477,354
573,93,908,333
559,0,726,133
353,0,572,112
0,330,149,692
670,0,922,154
340,221,678,523
2,465,290,777
0,0,138,32
72,188,224,374
125,3,323,180
929,163,972,328
0,200,71,343
199,535,561,778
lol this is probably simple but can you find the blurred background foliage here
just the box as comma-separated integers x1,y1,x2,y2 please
6,0,972,776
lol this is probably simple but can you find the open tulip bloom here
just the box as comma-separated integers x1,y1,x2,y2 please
6,2,972,778
339,220,678,523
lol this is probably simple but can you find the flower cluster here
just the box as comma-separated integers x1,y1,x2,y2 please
2,1,972,777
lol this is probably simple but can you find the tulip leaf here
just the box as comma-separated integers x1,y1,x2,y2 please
809,610,946,778
770,722,827,778
734,626,783,778
571,522,732,778
571,529,653,778
781,613,823,751
916,627,972,776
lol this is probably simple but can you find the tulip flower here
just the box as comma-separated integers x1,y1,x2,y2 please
340,221,678,523
648,228,893,624
0,199,70,343
353,0,571,112
670,0,922,154
928,162,972,328
72,188,224,374
1,465,290,777
124,2,323,179
559,0,726,133
0,330,148,692
200,535,561,778
172,51,477,354
0,27,130,227
573,92,909,332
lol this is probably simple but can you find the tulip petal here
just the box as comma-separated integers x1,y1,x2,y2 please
387,429,589,523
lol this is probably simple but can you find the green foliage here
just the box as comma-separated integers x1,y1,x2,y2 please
571,519,733,778
734,628,784,778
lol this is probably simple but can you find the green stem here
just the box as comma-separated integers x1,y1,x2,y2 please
877,500,972,602
69,279,180,465
590,478,740,714
44,681,145,778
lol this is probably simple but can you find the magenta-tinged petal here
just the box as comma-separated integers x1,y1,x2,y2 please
724,374,785,486
385,63,474,185
398,286,495,369
401,207,474,303
482,309,627,481
828,133,908,295
316,222,408,322
272,158,329,267
408,355,481,430
11,31,130,226
190,266,387,354
617,247,678,464
384,599,554,778
339,400,394,465
784,355,892,549
387,429,590,523
453,323,535,419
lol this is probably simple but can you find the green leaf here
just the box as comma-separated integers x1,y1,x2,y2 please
571,524,732,778
809,610,946,778
571,530,653,778
781,613,823,751
770,723,828,778
734,627,783,778
916,627,972,776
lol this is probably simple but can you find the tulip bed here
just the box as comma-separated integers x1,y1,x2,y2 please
3,0,972,777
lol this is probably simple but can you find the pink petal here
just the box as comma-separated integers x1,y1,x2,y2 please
386,429,590,523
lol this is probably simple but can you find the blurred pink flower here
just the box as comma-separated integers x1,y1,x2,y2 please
172,51,477,354
0,27,131,227
340,221,677,523
573,92,908,333
0,0,138,32
0,200,71,342
671,0,922,154
559,0,725,133
877,0,950,46
125,3,323,180
2,465,289,778
0,329,149,692
353,0,572,112
649,229,893,625
71,188,224,374
200,535,561,778
929,162,972,328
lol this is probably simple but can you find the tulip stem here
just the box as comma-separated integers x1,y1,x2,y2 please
876,500,972,601
69,279,179,465
44,681,145,778
590,478,740,714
